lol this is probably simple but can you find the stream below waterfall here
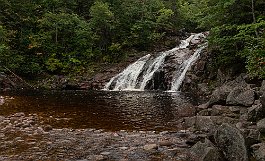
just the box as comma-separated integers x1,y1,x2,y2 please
0,90,197,131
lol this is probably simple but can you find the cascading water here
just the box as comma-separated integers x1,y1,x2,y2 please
104,54,151,91
169,44,207,92
139,52,167,90
103,33,207,91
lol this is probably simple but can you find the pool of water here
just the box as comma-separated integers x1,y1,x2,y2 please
0,90,197,131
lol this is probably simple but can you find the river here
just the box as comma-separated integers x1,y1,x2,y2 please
0,90,197,131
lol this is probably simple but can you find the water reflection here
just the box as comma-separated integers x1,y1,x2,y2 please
0,90,196,131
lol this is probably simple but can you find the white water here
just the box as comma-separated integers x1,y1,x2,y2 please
169,44,207,92
104,54,151,91
104,33,207,91
138,34,198,90
139,52,167,90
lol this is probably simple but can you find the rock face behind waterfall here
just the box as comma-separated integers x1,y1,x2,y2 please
104,32,208,91
160,49,194,90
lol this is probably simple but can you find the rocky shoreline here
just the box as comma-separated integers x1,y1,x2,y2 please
181,75,265,161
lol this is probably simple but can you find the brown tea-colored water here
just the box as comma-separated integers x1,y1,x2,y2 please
0,90,196,131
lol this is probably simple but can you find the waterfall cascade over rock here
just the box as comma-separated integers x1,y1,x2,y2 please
104,33,208,91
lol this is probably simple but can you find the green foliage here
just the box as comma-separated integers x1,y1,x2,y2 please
106,43,124,62
0,26,25,72
208,17,265,78
0,0,192,76
0,26,8,54
35,12,94,73
118,0,174,49
157,8,174,24
236,20,265,78
180,0,265,78
89,1,114,51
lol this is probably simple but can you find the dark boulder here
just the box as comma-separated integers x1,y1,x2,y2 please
247,100,265,121
259,80,265,96
252,143,265,161
226,87,255,106
208,87,229,106
181,116,238,134
260,93,265,108
0,73,15,91
145,70,167,90
214,123,248,161
208,76,249,107
189,138,223,161
257,118,265,133
244,128,261,147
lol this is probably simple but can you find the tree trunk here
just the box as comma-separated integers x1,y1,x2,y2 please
251,0,259,37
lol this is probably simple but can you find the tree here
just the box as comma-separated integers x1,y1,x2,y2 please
0,26,9,65
0,0,183,76
196,0,265,78
89,1,114,51
35,12,94,73
117,0,174,49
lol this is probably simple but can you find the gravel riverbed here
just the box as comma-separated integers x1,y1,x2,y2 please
0,113,192,161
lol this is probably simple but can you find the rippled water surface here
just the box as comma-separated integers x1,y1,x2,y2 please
0,90,196,131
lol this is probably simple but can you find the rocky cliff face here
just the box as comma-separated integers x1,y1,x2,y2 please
0,72,16,91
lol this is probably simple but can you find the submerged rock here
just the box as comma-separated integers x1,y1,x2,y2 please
143,144,158,151
43,125,53,132
159,141,174,147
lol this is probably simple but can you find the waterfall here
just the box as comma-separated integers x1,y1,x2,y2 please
103,33,207,91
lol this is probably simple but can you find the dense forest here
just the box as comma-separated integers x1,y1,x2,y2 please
0,0,264,79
